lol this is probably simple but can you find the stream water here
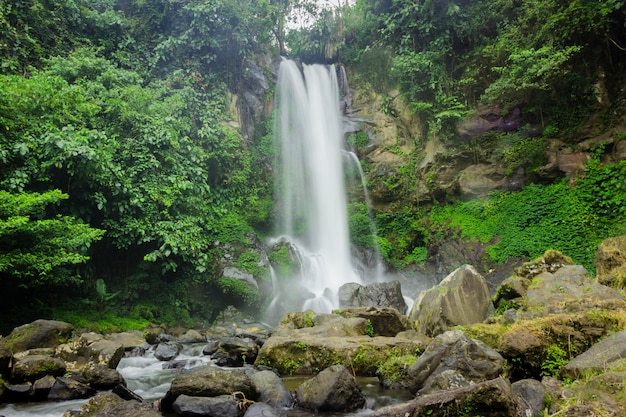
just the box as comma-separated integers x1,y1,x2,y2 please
0,344,413,417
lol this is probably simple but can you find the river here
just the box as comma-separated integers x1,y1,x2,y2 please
0,343,413,417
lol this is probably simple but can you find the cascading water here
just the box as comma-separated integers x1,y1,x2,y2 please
267,59,364,320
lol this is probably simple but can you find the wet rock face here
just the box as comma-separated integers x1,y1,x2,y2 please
296,365,366,412
211,336,259,367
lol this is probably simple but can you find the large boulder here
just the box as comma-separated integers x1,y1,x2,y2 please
162,365,258,410
48,376,96,401
524,265,625,314
338,280,407,313
511,379,547,417
496,312,623,380
561,331,626,379
105,331,147,350
409,264,491,337
595,235,626,289
33,374,56,400
370,377,519,417
407,330,505,395
172,394,241,417
335,307,410,337
62,392,162,417
11,353,66,382
1,320,73,353
154,341,181,361
250,370,293,408
296,365,366,412
211,336,258,367
0,345,12,376
78,334,125,369
255,316,430,376
77,363,126,390
3,382,34,402
275,311,369,337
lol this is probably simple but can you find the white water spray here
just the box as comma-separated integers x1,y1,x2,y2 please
268,60,363,319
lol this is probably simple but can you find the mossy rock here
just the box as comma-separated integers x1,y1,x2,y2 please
495,311,624,379
514,249,574,279
1,320,73,353
595,235,626,289
255,335,427,376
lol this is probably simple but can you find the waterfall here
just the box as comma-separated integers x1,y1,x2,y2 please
266,59,364,321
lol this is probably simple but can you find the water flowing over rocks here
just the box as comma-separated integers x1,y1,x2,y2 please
409,264,491,337
2,237,626,416
243,402,286,417
153,341,181,361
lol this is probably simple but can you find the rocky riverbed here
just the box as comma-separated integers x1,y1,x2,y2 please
1,236,625,417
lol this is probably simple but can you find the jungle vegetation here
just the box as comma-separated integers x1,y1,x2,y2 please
1,0,625,332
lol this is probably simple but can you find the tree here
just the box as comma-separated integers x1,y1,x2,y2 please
0,189,104,287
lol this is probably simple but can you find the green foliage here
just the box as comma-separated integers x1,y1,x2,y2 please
268,245,297,280
0,1,278,320
335,0,626,139
541,344,569,377
0,190,104,286
346,132,370,150
365,319,374,337
425,169,625,272
237,251,270,282
218,277,260,309
483,45,582,107
54,309,151,334
576,160,626,224
500,136,547,176
348,202,378,250
376,353,418,383
376,208,428,269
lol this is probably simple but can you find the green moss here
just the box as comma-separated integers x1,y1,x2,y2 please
377,353,418,384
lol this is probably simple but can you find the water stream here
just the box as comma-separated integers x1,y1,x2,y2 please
0,345,413,417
